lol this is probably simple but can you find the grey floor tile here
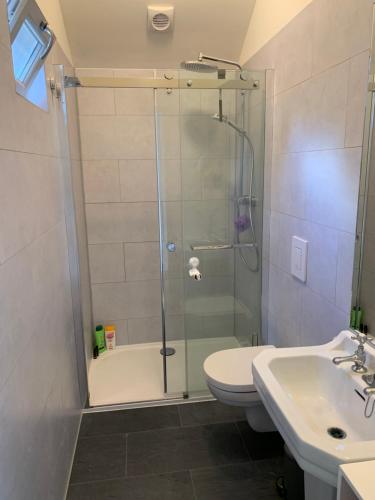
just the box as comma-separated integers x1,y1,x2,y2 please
191,461,283,500
79,410,125,437
179,401,245,426
80,405,180,437
67,471,195,500
236,421,284,460
70,434,126,484
127,423,249,476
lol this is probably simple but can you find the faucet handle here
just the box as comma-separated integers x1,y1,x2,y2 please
351,332,367,345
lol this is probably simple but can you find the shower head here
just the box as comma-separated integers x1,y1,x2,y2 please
182,53,246,80
180,60,218,72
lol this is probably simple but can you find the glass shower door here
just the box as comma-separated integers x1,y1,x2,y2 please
181,85,238,395
156,69,266,397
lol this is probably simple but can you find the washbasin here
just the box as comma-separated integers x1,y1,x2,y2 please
253,330,375,489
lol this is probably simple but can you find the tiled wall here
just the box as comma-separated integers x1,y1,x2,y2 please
77,69,162,345
245,0,372,346
0,0,85,497
78,69,242,344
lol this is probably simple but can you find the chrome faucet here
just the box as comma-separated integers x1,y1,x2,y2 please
332,334,367,373
362,373,375,394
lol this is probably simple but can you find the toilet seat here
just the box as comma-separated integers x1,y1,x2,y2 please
204,345,274,393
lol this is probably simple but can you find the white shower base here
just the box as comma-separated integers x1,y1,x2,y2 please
88,336,239,407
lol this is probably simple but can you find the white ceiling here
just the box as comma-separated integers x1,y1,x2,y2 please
60,0,256,68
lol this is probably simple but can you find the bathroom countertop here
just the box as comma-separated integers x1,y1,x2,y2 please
338,460,375,499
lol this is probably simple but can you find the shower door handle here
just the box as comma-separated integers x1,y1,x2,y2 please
188,257,202,281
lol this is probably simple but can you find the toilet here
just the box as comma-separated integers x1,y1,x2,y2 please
203,345,276,432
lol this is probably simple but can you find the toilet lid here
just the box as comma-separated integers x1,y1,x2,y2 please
203,346,274,393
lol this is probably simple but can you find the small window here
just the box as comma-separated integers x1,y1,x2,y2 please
6,0,55,110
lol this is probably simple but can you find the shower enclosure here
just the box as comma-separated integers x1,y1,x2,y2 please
75,68,267,407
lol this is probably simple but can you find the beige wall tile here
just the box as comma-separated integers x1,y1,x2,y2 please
270,213,340,302
159,159,181,201
0,0,10,50
0,45,58,156
180,115,229,159
127,316,162,343
304,148,361,233
165,314,185,341
345,50,370,148
183,200,229,243
115,88,154,115
274,61,348,154
180,89,201,115
83,160,121,202
86,202,159,243
80,115,155,160
274,4,313,94
0,151,64,264
267,311,301,347
88,243,125,283
271,153,307,219
155,88,180,115
78,88,115,115
92,279,161,320
312,0,372,75
162,241,183,279
124,242,160,281
164,278,184,316
161,201,182,242
157,115,181,159
201,159,231,200
119,160,157,202
336,232,355,313
181,160,203,201
301,287,348,346
268,263,303,326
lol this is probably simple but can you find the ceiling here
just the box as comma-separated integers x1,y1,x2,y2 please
60,0,256,68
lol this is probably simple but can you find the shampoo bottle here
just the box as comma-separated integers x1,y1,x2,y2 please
105,325,116,350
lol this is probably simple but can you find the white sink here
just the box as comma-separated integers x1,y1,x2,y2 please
253,330,375,489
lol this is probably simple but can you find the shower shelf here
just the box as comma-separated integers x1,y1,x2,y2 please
190,243,255,251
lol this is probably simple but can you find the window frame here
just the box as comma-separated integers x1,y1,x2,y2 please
7,0,54,99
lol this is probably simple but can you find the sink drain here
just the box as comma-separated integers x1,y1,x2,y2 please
327,427,347,439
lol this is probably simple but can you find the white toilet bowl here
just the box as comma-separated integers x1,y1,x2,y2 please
203,345,276,432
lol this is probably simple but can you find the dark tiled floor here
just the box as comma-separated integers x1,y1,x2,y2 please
67,401,285,500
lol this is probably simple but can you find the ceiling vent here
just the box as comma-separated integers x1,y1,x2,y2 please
148,5,174,32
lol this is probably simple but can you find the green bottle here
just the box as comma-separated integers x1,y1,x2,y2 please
355,307,363,331
95,325,106,354
350,307,357,328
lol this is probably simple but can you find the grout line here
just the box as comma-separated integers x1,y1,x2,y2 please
273,48,371,98
235,421,251,461
177,404,183,427
268,260,350,315
69,460,255,487
0,217,66,267
122,242,127,282
269,208,356,237
189,470,199,500
124,433,128,478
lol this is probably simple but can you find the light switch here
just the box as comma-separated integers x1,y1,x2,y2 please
291,236,308,282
